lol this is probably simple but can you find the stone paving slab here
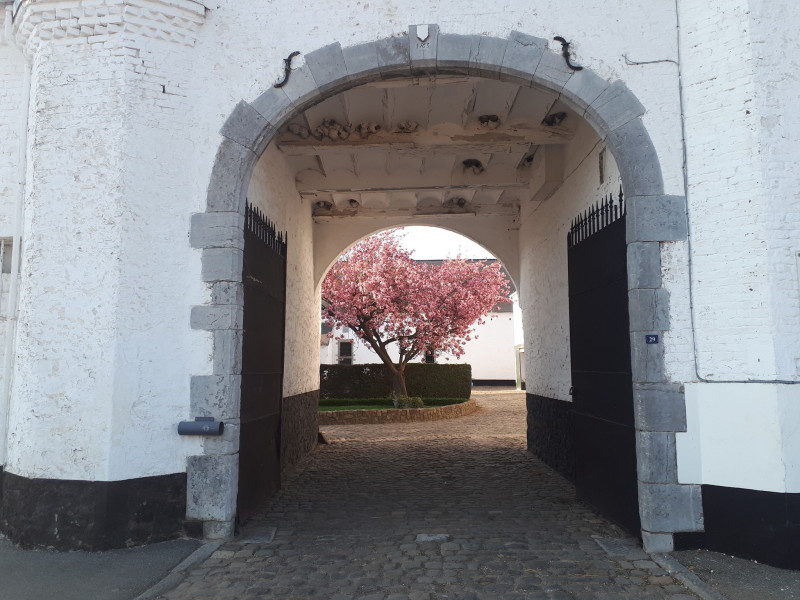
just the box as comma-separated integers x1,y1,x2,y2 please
158,389,698,599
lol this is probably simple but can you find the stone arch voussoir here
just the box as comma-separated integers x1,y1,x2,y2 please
189,25,696,548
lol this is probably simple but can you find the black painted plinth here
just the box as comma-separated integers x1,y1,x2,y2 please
0,470,188,551
473,379,517,387
674,485,800,569
281,389,320,473
526,393,575,481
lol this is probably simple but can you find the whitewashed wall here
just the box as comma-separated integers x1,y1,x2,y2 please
678,0,800,381
0,5,27,467
247,145,318,398
673,0,800,493
5,0,209,481
1,0,688,482
519,122,624,401
677,383,800,493
0,7,24,238
5,0,797,489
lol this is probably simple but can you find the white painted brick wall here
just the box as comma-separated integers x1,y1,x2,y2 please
6,3,209,480
749,1,800,379
519,120,624,401
0,6,28,466
17,0,800,483
678,0,800,381
0,10,25,238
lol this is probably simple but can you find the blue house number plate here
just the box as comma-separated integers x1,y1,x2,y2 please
645,335,659,344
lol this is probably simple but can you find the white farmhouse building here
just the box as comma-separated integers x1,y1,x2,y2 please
0,0,798,567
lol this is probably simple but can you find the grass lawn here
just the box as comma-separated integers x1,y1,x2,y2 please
319,398,469,411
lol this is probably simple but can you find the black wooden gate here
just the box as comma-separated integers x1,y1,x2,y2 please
237,202,287,524
567,189,640,535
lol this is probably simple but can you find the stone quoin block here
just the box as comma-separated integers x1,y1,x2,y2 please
605,118,665,197
500,31,547,85
251,86,294,128
190,304,244,331
585,79,646,134
533,47,574,93
190,211,244,250
638,482,704,532
626,194,689,242
342,41,382,83
636,431,678,483
203,519,236,540
470,35,508,79
627,242,662,290
213,328,243,375
220,100,273,156
628,288,670,332
204,419,240,456
186,454,239,522
211,281,244,306
409,24,439,76
561,68,610,114
630,332,666,383
305,42,349,95
633,383,687,432
436,33,479,75
201,247,243,283
641,531,674,553
190,374,242,420
376,36,411,79
206,139,257,213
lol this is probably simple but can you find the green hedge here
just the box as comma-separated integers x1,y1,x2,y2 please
319,363,472,399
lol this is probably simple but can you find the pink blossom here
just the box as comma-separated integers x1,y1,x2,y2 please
321,230,510,395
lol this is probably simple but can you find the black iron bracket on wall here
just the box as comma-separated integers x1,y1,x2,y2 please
275,51,301,88
554,36,583,71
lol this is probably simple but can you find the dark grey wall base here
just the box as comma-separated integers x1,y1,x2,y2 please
281,389,319,473
674,485,800,569
473,379,517,387
526,393,575,481
0,471,188,551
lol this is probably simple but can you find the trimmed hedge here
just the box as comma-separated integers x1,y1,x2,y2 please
320,363,472,399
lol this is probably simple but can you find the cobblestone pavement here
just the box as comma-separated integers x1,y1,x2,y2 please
159,389,698,600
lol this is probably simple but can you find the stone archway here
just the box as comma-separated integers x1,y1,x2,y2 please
188,26,698,550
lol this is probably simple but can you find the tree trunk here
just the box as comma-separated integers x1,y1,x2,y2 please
392,366,408,397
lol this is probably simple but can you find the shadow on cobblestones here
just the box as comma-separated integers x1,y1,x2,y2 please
158,389,698,600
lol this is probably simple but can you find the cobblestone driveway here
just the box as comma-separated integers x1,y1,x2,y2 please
160,389,697,600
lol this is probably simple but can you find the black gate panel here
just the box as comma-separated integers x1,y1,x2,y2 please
567,190,640,535
238,203,287,524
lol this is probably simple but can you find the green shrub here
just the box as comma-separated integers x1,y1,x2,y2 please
320,363,472,399
393,394,424,409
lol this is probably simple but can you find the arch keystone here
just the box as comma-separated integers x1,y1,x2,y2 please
409,24,439,75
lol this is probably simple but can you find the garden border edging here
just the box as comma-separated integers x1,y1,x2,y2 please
318,398,480,425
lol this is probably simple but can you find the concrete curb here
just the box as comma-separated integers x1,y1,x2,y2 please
318,398,480,425
134,541,222,600
651,552,728,600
